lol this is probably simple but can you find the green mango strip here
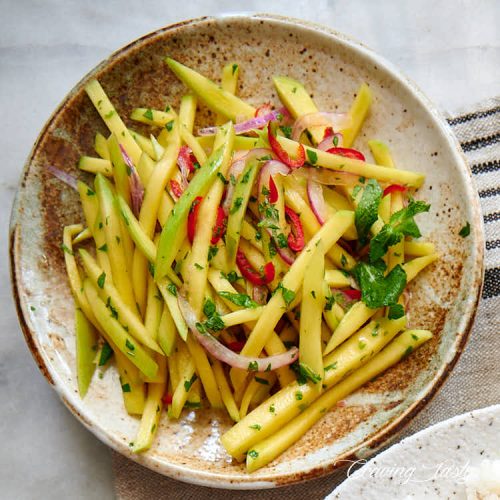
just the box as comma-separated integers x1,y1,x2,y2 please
165,58,255,121
155,139,231,282
75,307,98,397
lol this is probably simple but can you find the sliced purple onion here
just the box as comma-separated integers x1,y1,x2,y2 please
252,285,268,305
307,179,328,225
120,144,145,217
258,160,290,195
317,132,344,151
291,112,351,142
47,165,78,190
275,245,296,265
198,108,288,136
177,293,299,371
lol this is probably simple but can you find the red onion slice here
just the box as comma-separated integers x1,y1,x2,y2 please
275,245,295,265
252,285,268,305
317,132,344,151
47,165,78,190
120,144,144,217
198,108,288,136
291,112,351,142
258,160,290,195
178,293,299,371
307,179,328,225
176,146,192,189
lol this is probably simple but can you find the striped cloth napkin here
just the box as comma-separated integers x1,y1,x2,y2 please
112,98,500,500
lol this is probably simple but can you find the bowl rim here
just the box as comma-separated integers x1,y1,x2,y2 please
9,12,484,489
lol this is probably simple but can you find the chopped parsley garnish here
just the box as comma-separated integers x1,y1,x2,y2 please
306,149,318,165
218,291,258,308
125,339,135,351
249,424,261,430
61,244,74,256
98,243,108,252
194,263,204,270
106,297,119,319
165,120,174,132
275,283,296,307
254,377,269,385
104,110,115,119
276,233,288,248
217,172,228,185
248,450,259,459
203,299,216,318
147,262,155,277
325,295,335,311
86,188,95,196
232,63,238,75
324,361,338,371
340,254,348,268
269,404,275,413
121,383,131,393
208,245,219,261
98,342,113,366
388,303,405,319
295,391,303,401
97,271,106,289
143,108,154,121
166,283,177,296
248,361,259,371
402,345,413,359
230,197,243,214
459,221,471,238
279,125,292,139
220,270,241,284
358,340,366,350
241,168,252,184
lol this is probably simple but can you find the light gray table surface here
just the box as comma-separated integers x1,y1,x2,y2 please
1,1,498,498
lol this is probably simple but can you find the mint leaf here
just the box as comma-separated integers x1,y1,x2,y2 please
355,179,382,245
388,303,405,319
203,299,216,318
369,200,430,262
218,291,258,308
354,261,407,309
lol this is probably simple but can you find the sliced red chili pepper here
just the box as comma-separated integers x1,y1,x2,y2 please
285,206,305,252
255,102,273,118
322,127,334,140
162,393,173,405
327,147,366,161
383,184,407,197
343,289,362,300
227,340,246,353
177,145,196,173
268,176,279,203
268,122,305,168
211,206,227,244
236,250,275,286
170,179,184,199
187,196,203,244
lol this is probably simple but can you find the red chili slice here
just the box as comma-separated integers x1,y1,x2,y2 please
383,184,407,197
326,147,366,161
178,145,196,173
268,176,279,203
236,250,275,285
170,179,184,199
268,122,305,168
187,196,203,243
322,127,334,140
285,206,305,252
343,289,361,300
255,102,273,118
162,393,173,405
211,206,227,244
227,340,246,353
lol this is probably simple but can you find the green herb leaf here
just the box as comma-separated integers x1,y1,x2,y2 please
97,272,106,289
279,125,292,139
230,197,243,214
249,424,261,430
248,449,259,459
217,172,228,185
121,383,131,393
98,342,113,366
369,200,431,262
232,63,238,75
125,339,135,351
220,271,241,284
388,303,405,319
354,179,382,245
184,373,198,392
203,299,216,318
98,243,108,252
254,377,269,385
165,120,174,132
166,283,177,296
276,283,296,307
143,108,154,121
354,261,407,309
218,291,258,308
194,263,204,270
248,361,259,372
208,245,219,261
61,243,74,256
324,295,335,311
306,149,318,165
459,221,471,238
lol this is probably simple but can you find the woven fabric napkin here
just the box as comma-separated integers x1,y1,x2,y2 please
113,98,500,500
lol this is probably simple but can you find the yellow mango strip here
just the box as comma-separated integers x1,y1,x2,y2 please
78,156,113,176
246,328,431,471
79,249,162,353
85,80,142,165
213,359,240,423
369,140,395,223
75,307,98,398
197,135,259,152
240,372,276,420
132,373,167,453
82,279,158,379
95,174,135,309
94,132,110,160
222,316,406,460
128,129,156,160
324,269,351,288
186,334,223,409
403,254,439,281
77,181,113,279
340,83,373,148
72,227,92,245
157,304,177,356
157,281,188,341
283,179,356,270
278,137,425,188
240,220,264,252
216,62,239,125
299,243,325,386
115,354,145,416
179,95,198,133
130,107,176,127
404,240,436,257
231,211,354,393
184,123,234,315
220,308,263,327
207,269,295,388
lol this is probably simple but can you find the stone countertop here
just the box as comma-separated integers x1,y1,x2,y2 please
0,1,498,498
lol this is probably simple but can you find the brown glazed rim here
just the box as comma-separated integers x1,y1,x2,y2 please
9,13,484,489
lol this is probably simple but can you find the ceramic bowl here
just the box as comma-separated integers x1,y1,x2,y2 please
9,14,483,489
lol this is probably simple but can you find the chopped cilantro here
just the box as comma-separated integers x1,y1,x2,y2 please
203,299,216,318
125,339,135,351
248,450,259,459
232,63,238,75
218,291,258,308
295,391,303,401
143,108,154,121
98,342,113,366
121,383,131,393
325,295,335,311
459,221,471,238
208,245,219,261
325,361,338,371
269,404,275,413
184,373,198,392
230,197,243,214
276,283,296,307
166,283,177,296
248,361,259,371
220,270,241,283
217,172,228,185
402,345,414,359
276,233,288,248
388,303,405,319
254,377,269,385
165,120,174,131
306,149,318,165
97,271,106,289
98,243,108,252
86,188,95,196
249,424,261,430
194,263,204,270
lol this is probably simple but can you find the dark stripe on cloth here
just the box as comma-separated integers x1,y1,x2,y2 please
470,160,500,175
484,212,500,224
482,267,500,299
479,186,500,198
447,106,500,126
486,239,500,251
460,132,500,153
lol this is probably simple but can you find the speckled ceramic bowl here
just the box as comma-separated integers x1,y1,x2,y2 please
10,14,483,489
